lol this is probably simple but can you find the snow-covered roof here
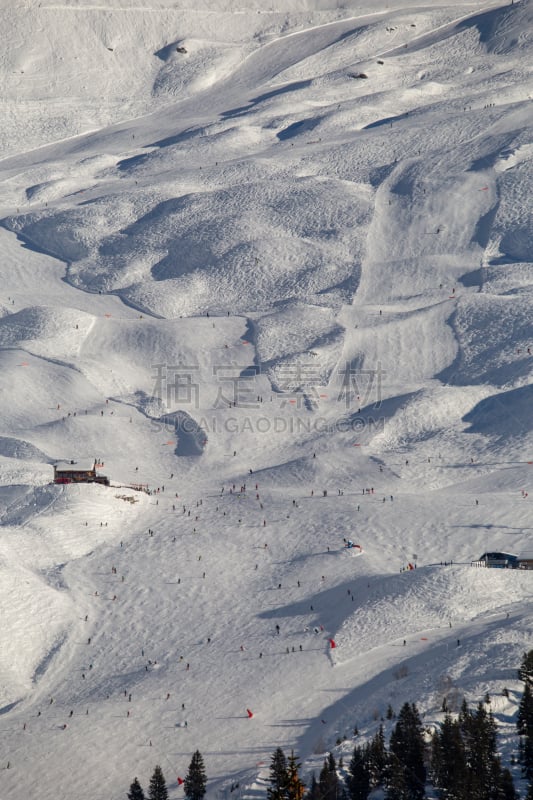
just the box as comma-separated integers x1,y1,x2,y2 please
479,552,517,560
54,460,96,473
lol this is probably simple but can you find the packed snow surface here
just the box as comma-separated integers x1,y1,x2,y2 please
0,0,532,798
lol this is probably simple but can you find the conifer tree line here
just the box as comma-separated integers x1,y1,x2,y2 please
126,651,533,800
346,698,522,800
271,701,520,800
127,751,206,800
518,650,533,794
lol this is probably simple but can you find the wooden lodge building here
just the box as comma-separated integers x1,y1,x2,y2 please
472,551,533,570
53,460,110,486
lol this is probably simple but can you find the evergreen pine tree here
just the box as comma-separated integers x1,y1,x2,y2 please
519,651,533,685
459,702,503,799
385,752,410,800
431,714,466,800
286,751,305,800
128,777,146,800
367,725,387,788
518,682,533,735
522,735,533,781
184,751,207,800
483,708,504,799
347,743,370,800
305,773,322,800
268,748,289,800
148,765,168,800
318,754,340,800
498,768,517,800
518,684,533,780
388,703,426,800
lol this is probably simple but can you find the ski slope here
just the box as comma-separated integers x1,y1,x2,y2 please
0,0,532,798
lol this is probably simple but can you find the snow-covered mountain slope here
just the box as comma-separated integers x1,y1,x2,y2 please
0,1,532,799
